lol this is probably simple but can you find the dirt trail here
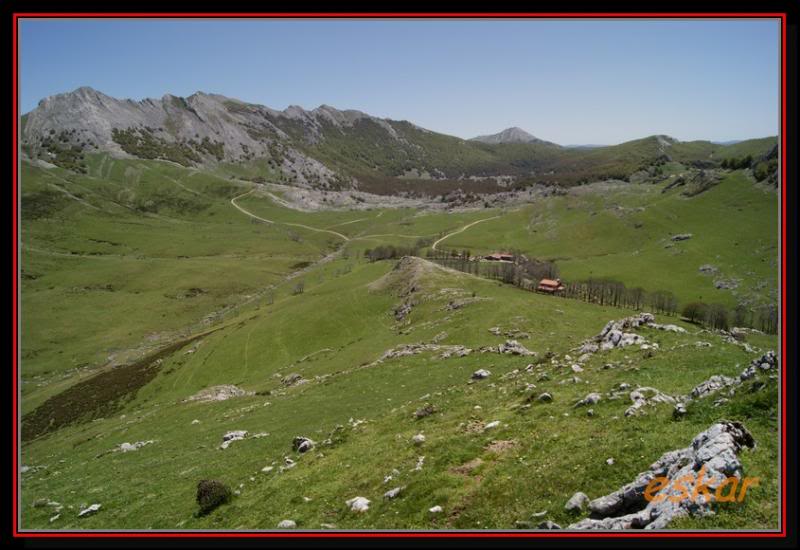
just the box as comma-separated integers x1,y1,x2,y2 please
230,189,350,240
431,216,501,251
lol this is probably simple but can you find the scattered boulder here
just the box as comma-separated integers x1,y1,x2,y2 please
414,403,436,419
429,505,443,514
483,420,501,431
196,480,231,515
384,487,404,500
77,503,101,517
116,440,154,453
571,364,584,373
648,323,686,333
699,264,718,275
472,369,491,380
537,520,562,529
740,351,778,381
625,387,676,417
292,436,315,453
575,392,601,408
569,421,755,530
282,373,306,387
580,312,656,353
220,430,247,450
690,375,737,400
498,340,536,356
345,496,371,513
714,278,740,290
277,519,297,529
671,233,692,241
565,492,590,513
673,403,688,419
411,433,426,446
536,392,553,403
185,385,252,403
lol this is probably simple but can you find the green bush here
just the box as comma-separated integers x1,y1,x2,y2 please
196,479,231,515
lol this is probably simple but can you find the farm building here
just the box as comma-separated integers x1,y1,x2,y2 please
537,278,565,293
484,252,515,262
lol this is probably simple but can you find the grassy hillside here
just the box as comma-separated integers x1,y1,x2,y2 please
19,156,780,531
20,255,779,530
436,172,778,310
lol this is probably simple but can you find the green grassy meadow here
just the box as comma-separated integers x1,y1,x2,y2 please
19,155,780,530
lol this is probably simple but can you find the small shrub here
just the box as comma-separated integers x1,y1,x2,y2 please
196,479,231,515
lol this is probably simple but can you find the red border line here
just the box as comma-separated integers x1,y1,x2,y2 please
12,12,788,540
12,8,19,539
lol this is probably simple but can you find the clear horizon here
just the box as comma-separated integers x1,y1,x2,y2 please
19,18,780,144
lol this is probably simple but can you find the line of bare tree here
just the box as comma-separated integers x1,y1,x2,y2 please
425,247,777,335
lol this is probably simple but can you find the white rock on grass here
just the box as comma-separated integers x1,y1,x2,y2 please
472,369,491,380
346,496,371,513
277,519,297,528
220,430,247,450
429,505,443,514
261,466,274,473
78,504,101,517
384,487,404,500
483,420,501,431
412,433,426,446
117,440,154,453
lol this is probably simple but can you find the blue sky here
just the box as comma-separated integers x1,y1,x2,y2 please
20,18,780,144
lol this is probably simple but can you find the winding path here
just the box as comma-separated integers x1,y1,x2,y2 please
230,190,350,240
431,215,501,251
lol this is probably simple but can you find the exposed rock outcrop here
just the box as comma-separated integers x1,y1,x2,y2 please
569,421,755,529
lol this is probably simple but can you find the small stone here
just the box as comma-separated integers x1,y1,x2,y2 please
571,364,584,373
472,369,491,380
261,466,274,473
78,503,101,517
484,420,501,430
277,519,297,529
538,520,562,529
292,436,315,453
191,419,200,425
429,505,443,514
412,433,426,446
673,403,688,418
606,458,615,465
384,487,403,499
346,496,371,513
587,409,595,417
537,392,553,403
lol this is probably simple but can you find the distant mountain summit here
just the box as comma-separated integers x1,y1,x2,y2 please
20,87,778,193
470,127,554,145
